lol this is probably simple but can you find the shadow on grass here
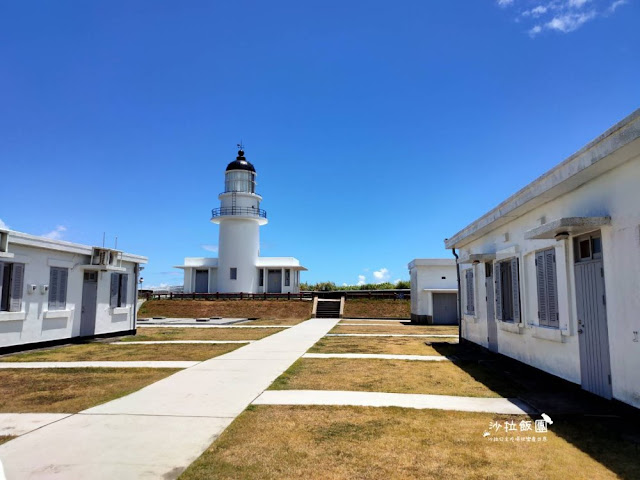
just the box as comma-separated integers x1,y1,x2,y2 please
431,341,640,479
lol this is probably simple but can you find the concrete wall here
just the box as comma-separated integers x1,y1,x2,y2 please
457,155,640,408
0,241,139,348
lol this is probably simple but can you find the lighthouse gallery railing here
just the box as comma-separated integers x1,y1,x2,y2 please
211,207,267,219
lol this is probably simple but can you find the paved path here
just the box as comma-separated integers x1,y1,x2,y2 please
326,333,459,338
0,361,198,369
0,318,340,479
137,317,250,326
112,340,254,345
0,414,71,437
253,390,536,415
137,324,290,329
302,353,452,361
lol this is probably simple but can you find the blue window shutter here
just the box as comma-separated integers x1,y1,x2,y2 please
545,249,559,328
495,262,503,320
0,262,4,308
49,267,59,310
536,251,547,326
9,263,25,312
59,268,68,310
110,273,119,308
120,274,128,306
511,258,520,322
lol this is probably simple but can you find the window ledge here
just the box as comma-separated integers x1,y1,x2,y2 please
0,311,26,322
43,310,73,320
0,252,15,259
498,321,524,334
112,307,130,315
531,325,565,343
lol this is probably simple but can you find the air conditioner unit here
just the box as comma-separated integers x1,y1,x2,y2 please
92,248,112,266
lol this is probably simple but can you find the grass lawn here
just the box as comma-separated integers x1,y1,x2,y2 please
0,368,178,413
243,318,308,326
269,359,520,398
330,324,459,335
0,342,242,362
0,436,14,446
309,337,459,356
180,405,639,480
343,299,410,318
139,299,311,320
124,327,283,342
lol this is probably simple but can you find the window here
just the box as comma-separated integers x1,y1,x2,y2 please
48,267,69,311
230,268,237,280
110,273,128,308
536,249,559,328
574,233,602,262
0,261,25,312
285,269,290,287
464,269,475,314
224,171,256,193
259,269,264,286
495,258,521,323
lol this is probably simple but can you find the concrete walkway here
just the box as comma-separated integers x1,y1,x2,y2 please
326,333,459,338
0,318,340,479
0,414,71,437
253,390,536,415
302,353,452,361
136,324,290,329
111,340,254,345
0,361,198,369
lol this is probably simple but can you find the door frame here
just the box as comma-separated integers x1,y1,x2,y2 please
485,262,498,352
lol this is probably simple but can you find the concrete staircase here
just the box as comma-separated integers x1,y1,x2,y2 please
314,298,342,318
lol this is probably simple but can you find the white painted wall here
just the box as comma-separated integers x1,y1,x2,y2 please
457,154,640,408
217,219,260,293
408,260,457,318
0,237,143,349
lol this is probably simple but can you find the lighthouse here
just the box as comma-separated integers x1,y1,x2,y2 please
177,148,306,294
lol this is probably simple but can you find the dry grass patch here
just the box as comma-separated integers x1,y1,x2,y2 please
0,368,177,413
270,359,519,398
0,436,14,446
123,327,283,342
139,299,311,320
180,406,638,480
0,342,242,362
309,337,459,356
343,299,410,318
331,324,458,335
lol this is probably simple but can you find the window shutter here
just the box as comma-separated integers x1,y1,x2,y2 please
495,263,503,320
120,274,128,306
110,273,119,308
0,261,4,305
465,270,474,314
59,268,68,310
536,251,547,326
545,250,559,328
511,258,520,322
9,263,25,312
49,267,59,310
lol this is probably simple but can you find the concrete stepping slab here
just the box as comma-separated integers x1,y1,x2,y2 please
110,340,254,345
326,333,459,338
302,353,452,361
0,361,199,369
253,390,536,415
136,324,291,329
0,414,71,437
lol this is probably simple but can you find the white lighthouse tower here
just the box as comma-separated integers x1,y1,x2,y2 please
177,148,306,294
212,148,267,293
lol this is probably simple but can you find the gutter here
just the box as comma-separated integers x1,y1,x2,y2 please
451,248,462,342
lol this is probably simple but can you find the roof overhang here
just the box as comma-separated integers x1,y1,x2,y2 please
524,216,611,240
445,109,640,249
457,253,496,264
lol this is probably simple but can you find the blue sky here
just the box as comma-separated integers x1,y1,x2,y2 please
1,1,638,288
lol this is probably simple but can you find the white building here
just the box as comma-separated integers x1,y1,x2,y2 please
0,229,146,352
177,149,306,294
445,109,640,408
408,259,458,324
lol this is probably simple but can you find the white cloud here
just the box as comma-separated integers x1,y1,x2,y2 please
546,10,596,31
201,244,218,253
568,0,590,7
0,218,8,230
41,225,67,240
357,275,366,286
372,268,390,282
497,0,515,6
608,0,627,12
523,5,549,17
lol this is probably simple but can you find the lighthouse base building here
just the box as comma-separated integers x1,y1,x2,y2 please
176,149,306,294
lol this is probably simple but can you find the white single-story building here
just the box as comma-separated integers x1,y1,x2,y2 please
445,108,640,408
0,229,146,352
176,149,307,294
408,259,458,324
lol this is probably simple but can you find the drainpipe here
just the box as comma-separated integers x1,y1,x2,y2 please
451,248,462,342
